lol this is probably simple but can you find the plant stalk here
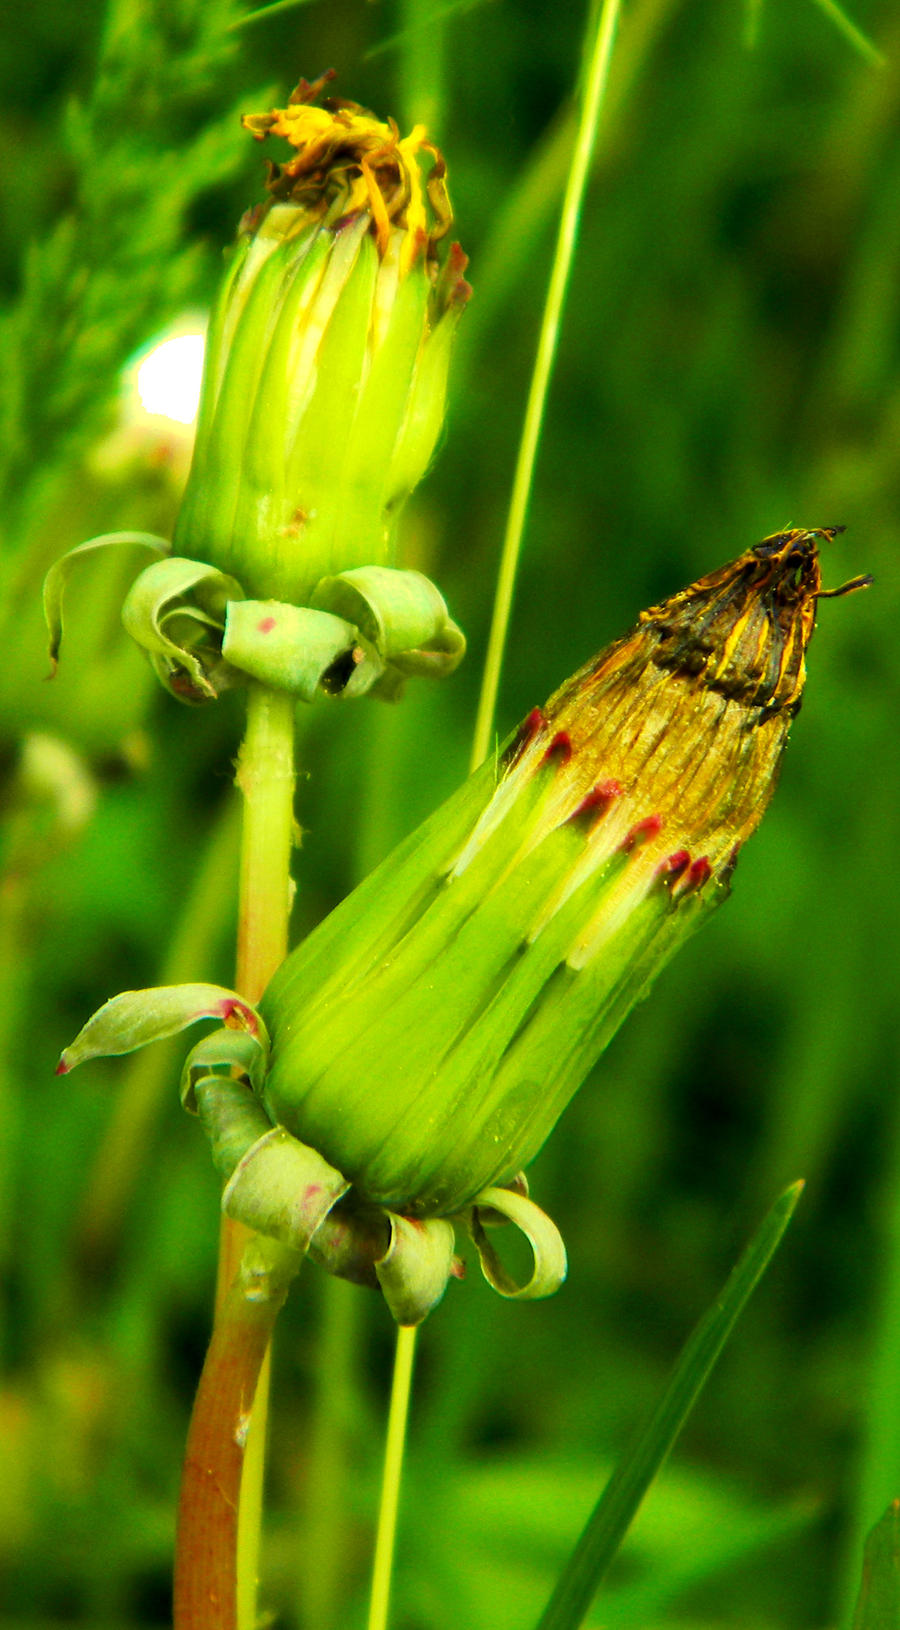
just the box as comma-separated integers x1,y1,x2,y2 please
470,0,622,770
175,682,298,1630
366,3,624,1624
173,1239,302,1630
367,1324,419,1630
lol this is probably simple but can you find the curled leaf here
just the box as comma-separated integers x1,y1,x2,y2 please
312,566,465,684
43,531,171,672
180,1026,270,1112
57,983,265,1075
220,1122,349,1251
469,1184,568,1300
375,1212,459,1325
222,598,380,701
121,556,244,702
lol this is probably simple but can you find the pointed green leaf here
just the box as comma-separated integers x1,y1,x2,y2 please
43,531,171,671
532,1181,804,1630
852,1502,900,1630
469,1186,568,1300
57,983,265,1075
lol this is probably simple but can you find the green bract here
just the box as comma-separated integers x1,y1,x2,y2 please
59,533,854,1325
43,80,468,709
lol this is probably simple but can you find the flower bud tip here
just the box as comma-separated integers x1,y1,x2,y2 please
502,708,545,768
219,997,260,1034
543,731,572,766
622,813,664,852
683,856,712,892
569,779,623,824
657,848,690,882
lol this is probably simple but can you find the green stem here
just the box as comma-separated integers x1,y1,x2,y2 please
367,1324,419,1630
366,6,625,1622
175,683,297,1630
469,0,622,771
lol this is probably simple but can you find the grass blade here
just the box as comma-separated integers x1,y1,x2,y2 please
469,0,622,771
852,1501,900,1630
533,1181,805,1630
808,0,886,66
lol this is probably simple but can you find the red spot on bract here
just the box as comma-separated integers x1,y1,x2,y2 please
685,856,712,890
571,778,623,822
657,848,690,882
622,813,663,852
450,1256,467,1280
218,998,257,1034
55,1058,69,1076
258,616,276,634
543,731,572,766
502,707,545,769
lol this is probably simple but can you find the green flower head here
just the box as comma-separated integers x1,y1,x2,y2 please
58,531,870,1322
174,73,471,605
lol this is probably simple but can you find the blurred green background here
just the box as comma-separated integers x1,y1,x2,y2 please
1,1,898,1626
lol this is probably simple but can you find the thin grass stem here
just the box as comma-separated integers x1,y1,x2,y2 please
469,0,622,772
367,1324,419,1630
366,5,625,1623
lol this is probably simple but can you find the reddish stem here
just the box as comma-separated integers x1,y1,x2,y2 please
173,1264,290,1629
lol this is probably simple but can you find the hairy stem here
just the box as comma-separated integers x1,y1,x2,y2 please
175,683,297,1630
173,1239,302,1630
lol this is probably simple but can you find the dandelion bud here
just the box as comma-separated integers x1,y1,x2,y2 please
173,74,471,605
44,77,469,705
258,529,866,1236
59,531,868,1319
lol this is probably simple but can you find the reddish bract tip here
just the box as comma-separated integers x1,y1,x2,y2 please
450,1255,467,1280
569,778,623,824
622,813,663,852
54,1057,69,1076
684,856,712,891
543,731,572,766
218,998,257,1035
657,848,691,882
502,707,544,769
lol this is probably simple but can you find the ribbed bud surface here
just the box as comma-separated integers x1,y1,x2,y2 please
173,76,470,602
260,529,856,1215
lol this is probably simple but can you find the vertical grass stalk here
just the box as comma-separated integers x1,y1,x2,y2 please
368,1,623,1621
469,0,622,771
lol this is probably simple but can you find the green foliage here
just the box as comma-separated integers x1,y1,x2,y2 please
1,1,898,1628
852,1503,900,1630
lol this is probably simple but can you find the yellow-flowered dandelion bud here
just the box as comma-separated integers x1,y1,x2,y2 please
174,73,470,606
44,75,469,707
58,532,870,1322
